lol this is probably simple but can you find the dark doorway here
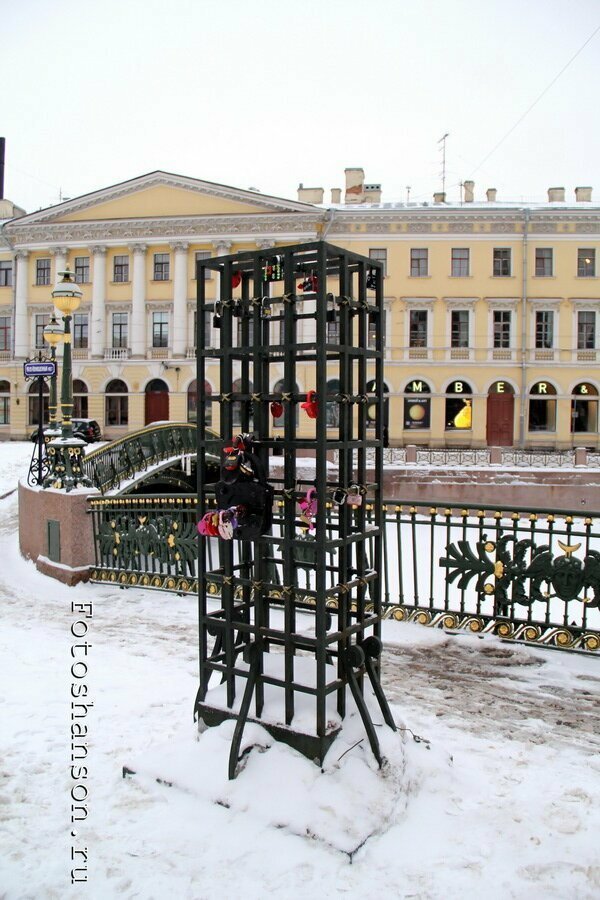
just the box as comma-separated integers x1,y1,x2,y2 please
487,388,514,446
145,378,169,425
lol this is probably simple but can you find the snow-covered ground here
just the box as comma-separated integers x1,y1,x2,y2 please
1,441,599,899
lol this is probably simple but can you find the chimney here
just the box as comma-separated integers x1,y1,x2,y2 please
344,167,365,203
575,186,592,202
297,184,324,204
548,186,565,202
0,138,4,200
433,191,446,204
463,180,474,202
331,187,342,204
486,188,497,202
364,183,382,203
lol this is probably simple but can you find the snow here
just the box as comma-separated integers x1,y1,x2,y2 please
1,441,599,898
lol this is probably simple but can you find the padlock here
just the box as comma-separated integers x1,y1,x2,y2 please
301,389,318,419
346,485,362,507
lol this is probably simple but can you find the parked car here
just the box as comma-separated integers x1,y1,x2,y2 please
30,418,103,444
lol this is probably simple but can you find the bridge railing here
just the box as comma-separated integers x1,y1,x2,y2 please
82,423,199,494
88,493,600,653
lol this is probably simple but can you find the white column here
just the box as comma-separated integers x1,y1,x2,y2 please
90,246,106,358
51,246,68,279
14,251,29,358
130,244,147,358
171,242,189,357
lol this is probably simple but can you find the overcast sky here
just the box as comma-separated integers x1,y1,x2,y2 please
2,0,599,212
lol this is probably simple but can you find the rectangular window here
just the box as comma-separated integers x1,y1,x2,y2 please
74,256,90,284
153,253,170,281
113,255,129,283
451,310,469,347
36,259,51,286
577,311,596,349
112,313,128,348
195,250,213,280
152,311,169,347
577,248,596,278
409,309,428,347
410,248,428,277
0,261,12,287
535,311,554,349
73,313,88,349
0,396,9,425
493,310,511,349
451,248,469,277
493,248,511,277
0,316,11,352
35,314,49,348
535,248,553,277
369,248,387,277
106,395,128,426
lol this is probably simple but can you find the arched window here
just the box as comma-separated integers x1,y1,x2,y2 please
272,379,298,427
0,380,9,425
445,380,472,430
187,380,212,425
571,383,598,433
105,379,128,426
403,379,431,430
528,381,556,432
29,380,49,426
73,379,88,419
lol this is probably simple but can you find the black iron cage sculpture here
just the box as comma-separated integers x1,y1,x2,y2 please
195,241,396,775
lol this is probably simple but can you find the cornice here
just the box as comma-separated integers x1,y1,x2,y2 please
5,212,322,248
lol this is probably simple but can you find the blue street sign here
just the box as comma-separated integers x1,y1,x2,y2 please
24,361,56,378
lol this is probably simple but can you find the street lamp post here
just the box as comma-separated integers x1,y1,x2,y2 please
44,268,92,491
43,314,63,432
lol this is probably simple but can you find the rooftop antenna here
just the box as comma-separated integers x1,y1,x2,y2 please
406,185,411,203
438,132,449,195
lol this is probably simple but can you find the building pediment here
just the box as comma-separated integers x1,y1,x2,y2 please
5,170,317,229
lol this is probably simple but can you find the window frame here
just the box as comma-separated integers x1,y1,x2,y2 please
409,308,428,348
0,261,13,287
105,379,128,426
111,312,128,349
493,309,512,349
74,256,90,284
410,248,428,277
113,254,129,283
369,248,387,277
0,315,11,352
535,248,553,277
73,313,89,350
577,310,596,350
152,311,169,348
153,253,170,281
535,310,554,349
577,248,596,278
36,258,51,286
451,247,470,278
450,309,470,348
493,248,511,277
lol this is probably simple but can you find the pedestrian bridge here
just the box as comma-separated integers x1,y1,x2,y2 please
82,422,217,495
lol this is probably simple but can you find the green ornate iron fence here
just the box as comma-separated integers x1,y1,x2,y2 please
82,423,201,494
88,494,600,653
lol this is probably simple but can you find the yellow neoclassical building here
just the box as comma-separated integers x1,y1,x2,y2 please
0,168,598,448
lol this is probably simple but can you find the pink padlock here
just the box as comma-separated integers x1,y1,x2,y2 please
298,487,318,530
346,485,362,507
